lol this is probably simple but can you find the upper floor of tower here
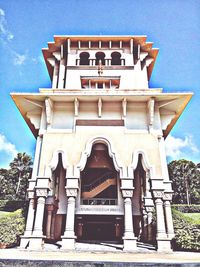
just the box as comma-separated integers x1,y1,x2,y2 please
42,36,159,90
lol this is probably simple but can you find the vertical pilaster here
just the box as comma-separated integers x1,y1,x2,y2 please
153,190,172,251
163,194,174,239
20,195,35,248
28,188,49,249
122,189,137,251
61,180,78,250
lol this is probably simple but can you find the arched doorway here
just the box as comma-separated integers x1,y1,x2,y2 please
76,143,123,242
132,154,154,244
44,153,67,242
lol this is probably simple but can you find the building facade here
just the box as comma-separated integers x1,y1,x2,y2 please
11,35,192,251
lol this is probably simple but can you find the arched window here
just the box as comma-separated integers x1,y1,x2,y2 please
80,52,90,65
111,52,121,65
95,52,105,65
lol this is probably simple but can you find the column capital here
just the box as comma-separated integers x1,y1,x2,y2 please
35,187,49,197
153,190,164,199
27,190,35,199
122,190,133,198
66,188,78,197
163,192,173,201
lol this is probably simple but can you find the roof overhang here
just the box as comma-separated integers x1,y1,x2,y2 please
11,89,193,139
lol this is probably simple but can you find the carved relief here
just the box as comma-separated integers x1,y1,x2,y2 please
122,190,133,198
66,188,78,197
163,192,173,201
36,188,48,197
153,190,164,199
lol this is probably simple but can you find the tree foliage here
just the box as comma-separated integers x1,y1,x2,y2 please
0,153,32,201
168,159,200,204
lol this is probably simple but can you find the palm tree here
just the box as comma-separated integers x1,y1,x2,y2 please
9,152,32,195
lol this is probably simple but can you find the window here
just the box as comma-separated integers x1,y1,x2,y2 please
111,52,121,65
80,52,90,65
95,52,105,65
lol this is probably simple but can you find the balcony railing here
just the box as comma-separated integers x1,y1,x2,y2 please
81,198,117,205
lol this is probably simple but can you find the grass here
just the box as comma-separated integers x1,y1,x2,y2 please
184,213,200,225
0,211,10,218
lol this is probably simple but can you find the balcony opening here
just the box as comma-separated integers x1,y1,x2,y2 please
80,52,90,65
111,52,121,65
95,52,105,65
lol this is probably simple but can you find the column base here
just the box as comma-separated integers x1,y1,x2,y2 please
61,231,76,250
19,236,30,249
123,235,137,251
157,238,172,252
28,236,44,250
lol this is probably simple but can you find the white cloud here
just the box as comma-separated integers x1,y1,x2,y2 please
13,53,27,65
0,133,17,159
0,8,35,66
165,134,199,160
0,8,14,42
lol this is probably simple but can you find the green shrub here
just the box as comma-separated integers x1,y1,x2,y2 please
172,204,200,213
0,200,28,212
172,209,200,251
0,209,25,248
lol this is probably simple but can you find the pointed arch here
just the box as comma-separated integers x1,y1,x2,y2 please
49,150,69,171
75,136,125,177
129,149,155,178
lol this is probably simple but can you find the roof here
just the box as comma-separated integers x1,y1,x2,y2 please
11,89,193,139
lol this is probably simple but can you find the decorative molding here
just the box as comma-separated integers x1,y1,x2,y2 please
75,136,125,177
66,188,78,197
122,98,127,117
122,190,133,198
74,98,79,116
98,98,102,117
148,97,155,128
36,188,48,197
49,150,69,171
153,190,164,199
45,98,53,126
163,192,173,201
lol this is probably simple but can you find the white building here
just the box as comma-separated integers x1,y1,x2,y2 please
11,35,192,251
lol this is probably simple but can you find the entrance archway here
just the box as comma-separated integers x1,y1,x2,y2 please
76,142,123,242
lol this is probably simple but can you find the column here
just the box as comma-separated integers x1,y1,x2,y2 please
58,59,66,88
46,206,53,239
155,198,166,239
52,61,59,88
20,195,35,248
142,208,148,241
29,189,48,249
61,196,76,249
153,191,172,251
50,211,56,240
146,208,153,242
122,194,137,251
31,135,42,180
163,200,174,239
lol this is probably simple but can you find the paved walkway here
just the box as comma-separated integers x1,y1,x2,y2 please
0,244,200,264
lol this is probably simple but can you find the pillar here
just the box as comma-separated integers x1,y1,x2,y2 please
20,194,35,248
146,207,153,242
61,196,76,249
122,192,137,251
28,188,48,249
164,199,174,239
153,191,172,251
61,180,78,250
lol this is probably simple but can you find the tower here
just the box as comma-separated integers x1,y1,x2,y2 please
11,35,192,251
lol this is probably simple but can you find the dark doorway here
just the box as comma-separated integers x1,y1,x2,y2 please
76,215,123,243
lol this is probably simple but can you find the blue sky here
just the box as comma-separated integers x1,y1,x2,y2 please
0,0,199,167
